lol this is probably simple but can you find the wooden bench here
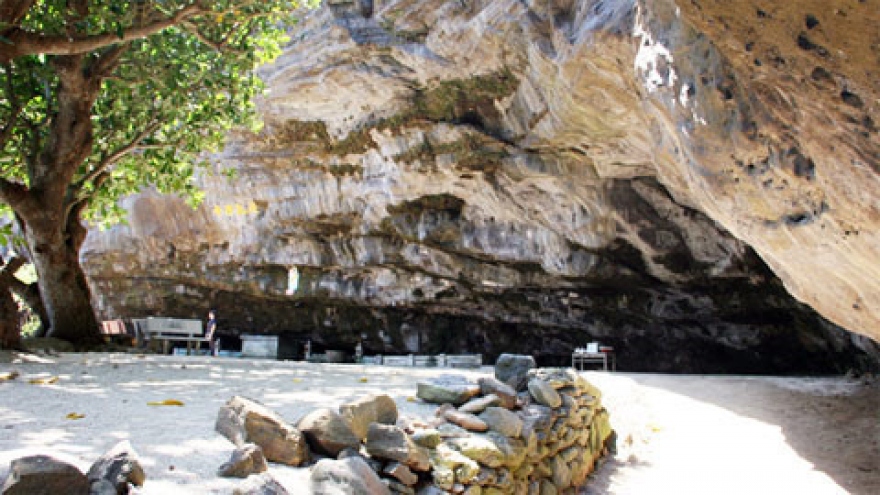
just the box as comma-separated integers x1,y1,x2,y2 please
100,320,134,345
133,317,207,355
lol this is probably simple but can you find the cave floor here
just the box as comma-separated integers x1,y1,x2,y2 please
0,352,876,494
583,373,879,495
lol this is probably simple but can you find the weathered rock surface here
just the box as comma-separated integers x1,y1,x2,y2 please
417,375,481,405
216,396,310,466
339,394,398,440
365,423,431,471
218,444,269,478
233,473,289,495
297,407,361,458
310,456,391,495
1,455,89,495
86,440,146,493
83,0,880,372
494,355,536,393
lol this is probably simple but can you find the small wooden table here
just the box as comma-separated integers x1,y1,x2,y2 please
572,349,615,371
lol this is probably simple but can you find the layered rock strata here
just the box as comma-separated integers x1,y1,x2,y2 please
83,0,880,372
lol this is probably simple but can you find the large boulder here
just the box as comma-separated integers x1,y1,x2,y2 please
495,355,536,392
215,396,310,466
1,455,89,495
310,456,391,495
338,394,398,440
297,408,361,457
86,441,146,494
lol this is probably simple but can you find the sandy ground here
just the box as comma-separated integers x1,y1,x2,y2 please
0,353,877,494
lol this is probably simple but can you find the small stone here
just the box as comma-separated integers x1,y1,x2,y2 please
428,444,480,483
410,428,442,448
310,457,390,495
494,354,535,391
233,473,289,495
458,394,501,414
443,409,489,432
528,379,562,408
297,407,361,458
216,396,310,466
551,455,572,489
218,444,269,478
477,377,517,409
339,394,398,440
383,462,418,486
386,479,416,495
539,479,558,495
1,455,89,495
416,375,481,405
365,423,430,471
436,422,471,439
478,407,523,438
87,440,146,491
89,479,117,495
445,435,505,468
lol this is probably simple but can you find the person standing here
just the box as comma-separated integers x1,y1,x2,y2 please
206,310,218,356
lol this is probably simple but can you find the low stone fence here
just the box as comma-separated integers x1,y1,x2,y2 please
214,353,613,494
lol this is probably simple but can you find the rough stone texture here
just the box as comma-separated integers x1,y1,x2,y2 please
82,0,880,373
339,394,399,440
477,377,517,409
86,440,146,493
417,375,481,405
365,423,431,471
528,379,562,409
233,473,289,495
310,456,391,495
478,407,523,438
297,407,361,458
218,444,269,478
459,394,502,415
1,455,90,495
215,396,310,466
443,409,489,433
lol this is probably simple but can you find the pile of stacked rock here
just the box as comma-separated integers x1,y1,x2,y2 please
215,354,613,494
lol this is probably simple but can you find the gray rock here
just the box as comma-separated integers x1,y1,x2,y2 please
1,455,89,495
383,462,418,486
89,479,117,495
416,375,480,405
479,407,524,438
218,444,269,478
86,440,146,493
365,423,430,471
478,377,518,409
495,354,536,391
310,457,391,495
528,378,562,408
458,394,501,414
297,407,361,458
339,394,398,440
410,428,441,449
233,473,289,495
216,396,310,466
528,368,578,390
443,408,489,432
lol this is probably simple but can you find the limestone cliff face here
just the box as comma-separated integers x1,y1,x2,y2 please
83,0,880,372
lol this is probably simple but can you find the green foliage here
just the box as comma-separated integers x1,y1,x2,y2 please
0,0,314,227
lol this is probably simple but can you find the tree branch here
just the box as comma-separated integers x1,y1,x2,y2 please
0,2,205,63
0,176,29,210
74,121,161,193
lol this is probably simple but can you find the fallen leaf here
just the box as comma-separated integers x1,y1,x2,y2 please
406,396,417,402
292,378,303,383
147,399,185,406
29,376,59,385
0,371,19,381
65,413,85,420
358,377,368,383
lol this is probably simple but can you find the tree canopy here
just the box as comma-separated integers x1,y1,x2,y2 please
0,0,312,344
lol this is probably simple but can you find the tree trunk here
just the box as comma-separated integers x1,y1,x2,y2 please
25,220,102,347
0,286,21,349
